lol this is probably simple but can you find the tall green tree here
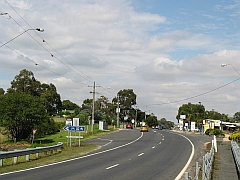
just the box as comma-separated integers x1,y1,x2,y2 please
112,89,137,122
7,69,41,96
0,93,47,141
7,69,62,116
40,83,62,115
177,102,205,124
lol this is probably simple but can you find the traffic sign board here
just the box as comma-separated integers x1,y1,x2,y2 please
63,126,85,132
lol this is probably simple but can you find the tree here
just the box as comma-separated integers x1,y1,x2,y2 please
40,83,62,116
205,109,223,120
62,100,80,110
146,115,158,127
0,93,47,141
81,98,92,115
7,69,42,96
232,112,240,123
159,118,174,129
177,102,205,124
7,69,62,116
0,88,5,95
112,89,137,122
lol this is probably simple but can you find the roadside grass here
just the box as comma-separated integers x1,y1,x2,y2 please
52,116,65,123
0,124,117,174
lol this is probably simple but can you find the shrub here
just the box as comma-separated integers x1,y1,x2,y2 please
229,131,240,140
205,128,225,137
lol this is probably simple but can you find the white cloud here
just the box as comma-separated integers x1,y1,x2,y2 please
1,0,240,122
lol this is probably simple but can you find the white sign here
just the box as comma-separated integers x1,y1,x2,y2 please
180,115,186,119
191,122,195,130
73,118,79,126
66,118,72,126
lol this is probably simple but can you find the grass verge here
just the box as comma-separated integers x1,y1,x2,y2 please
0,125,117,174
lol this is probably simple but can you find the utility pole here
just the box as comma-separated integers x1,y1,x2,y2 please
116,94,120,128
135,106,138,128
89,81,100,134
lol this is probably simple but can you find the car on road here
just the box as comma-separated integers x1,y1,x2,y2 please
156,125,163,130
140,126,148,132
126,124,133,129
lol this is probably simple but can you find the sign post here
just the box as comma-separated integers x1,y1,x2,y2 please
63,126,85,146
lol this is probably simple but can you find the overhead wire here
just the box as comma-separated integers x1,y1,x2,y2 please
147,77,240,107
4,0,94,84
4,0,114,97
3,0,240,112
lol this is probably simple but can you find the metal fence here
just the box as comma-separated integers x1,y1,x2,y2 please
184,136,217,180
231,140,240,174
0,142,63,166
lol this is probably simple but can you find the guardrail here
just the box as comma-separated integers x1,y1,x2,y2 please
0,142,63,166
184,136,217,180
231,140,240,174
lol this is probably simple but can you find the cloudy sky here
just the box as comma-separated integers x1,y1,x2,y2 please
1,0,240,123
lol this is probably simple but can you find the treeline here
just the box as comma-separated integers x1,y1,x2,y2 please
0,69,171,142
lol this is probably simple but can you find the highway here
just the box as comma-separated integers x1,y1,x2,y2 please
1,129,194,180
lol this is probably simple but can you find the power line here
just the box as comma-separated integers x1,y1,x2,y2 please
147,77,240,107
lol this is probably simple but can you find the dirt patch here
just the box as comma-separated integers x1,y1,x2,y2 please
0,143,30,151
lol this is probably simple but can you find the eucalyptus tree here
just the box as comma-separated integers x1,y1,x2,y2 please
112,89,137,122
7,69,62,116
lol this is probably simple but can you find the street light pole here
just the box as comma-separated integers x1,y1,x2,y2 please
1,28,44,48
221,64,240,76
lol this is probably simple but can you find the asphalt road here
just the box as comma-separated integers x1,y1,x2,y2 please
1,129,194,180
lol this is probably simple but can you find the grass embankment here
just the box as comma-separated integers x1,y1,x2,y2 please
0,122,117,174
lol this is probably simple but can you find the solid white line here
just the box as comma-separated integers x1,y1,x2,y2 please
106,164,119,170
174,133,195,180
1,133,144,176
138,153,144,156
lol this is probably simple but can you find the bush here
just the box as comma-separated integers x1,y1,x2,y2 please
229,131,240,140
205,128,225,137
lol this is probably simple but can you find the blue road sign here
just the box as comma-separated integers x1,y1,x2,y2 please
63,126,85,132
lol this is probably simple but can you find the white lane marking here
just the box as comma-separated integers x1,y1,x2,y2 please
138,153,144,156
106,164,119,170
159,142,161,145
174,133,195,180
152,146,155,149
1,133,144,176
97,138,113,146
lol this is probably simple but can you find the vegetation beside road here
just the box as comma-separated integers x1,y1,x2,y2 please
0,125,117,174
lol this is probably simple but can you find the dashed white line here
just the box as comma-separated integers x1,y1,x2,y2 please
152,146,155,149
138,153,144,156
106,164,119,170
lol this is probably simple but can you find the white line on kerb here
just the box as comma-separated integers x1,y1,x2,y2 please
106,164,119,170
138,153,144,156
